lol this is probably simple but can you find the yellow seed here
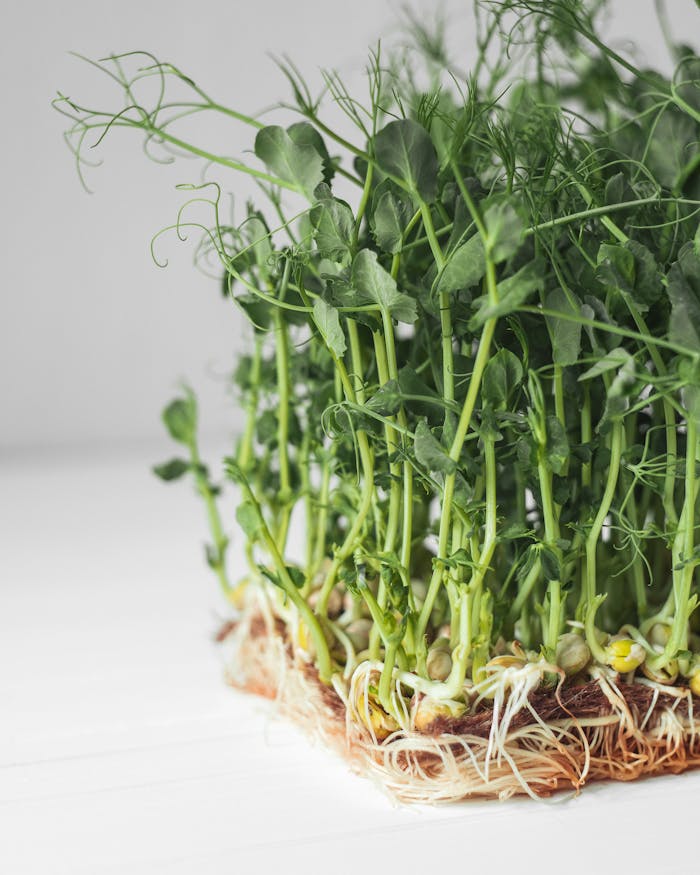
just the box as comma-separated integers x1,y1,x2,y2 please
605,638,646,673
690,673,700,697
353,679,399,740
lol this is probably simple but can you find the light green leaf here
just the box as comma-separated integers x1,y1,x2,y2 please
313,297,347,358
351,249,417,323
254,125,324,199
437,234,486,294
374,119,438,202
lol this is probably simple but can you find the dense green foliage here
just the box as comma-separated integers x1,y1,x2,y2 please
57,0,700,714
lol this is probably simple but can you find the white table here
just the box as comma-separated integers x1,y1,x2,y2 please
2,444,698,873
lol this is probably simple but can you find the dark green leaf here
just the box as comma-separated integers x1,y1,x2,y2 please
366,379,402,416
596,243,635,292
626,240,662,308
604,172,626,206
374,118,438,202
254,125,324,199
545,288,582,367
667,242,700,351
414,419,457,474
152,458,190,481
162,394,197,445
482,348,523,411
469,258,543,329
540,545,562,582
546,416,569,475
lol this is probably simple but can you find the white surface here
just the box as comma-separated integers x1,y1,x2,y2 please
3,0,700,449
3,446,700,874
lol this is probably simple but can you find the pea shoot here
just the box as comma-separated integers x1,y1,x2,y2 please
57,0,700,801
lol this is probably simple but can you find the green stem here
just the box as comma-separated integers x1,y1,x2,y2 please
234,468,334,683
582,419,624,607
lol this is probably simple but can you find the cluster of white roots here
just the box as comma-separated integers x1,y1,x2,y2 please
220,590,700,803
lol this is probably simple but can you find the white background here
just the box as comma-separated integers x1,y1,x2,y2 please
3,2,700,873
2,0,699,451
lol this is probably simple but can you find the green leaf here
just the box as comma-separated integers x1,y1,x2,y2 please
310,185,354,262
600,354,638,426
678,357,700,429
540,545,563,582
578,347,632,381
236,501,260,539
545,416,569,475
414,419,457,475
258,564,306,591
436,234,486,294
370,181,414,254
374,118,438,202
240,211,272,272
604,172,626,206
351,249,417,323
483,200,524,263
545,288,582,367
254,125,324,199
313,297,347,358
626,240,662,309
667,242,700,350
469,258,543,329
596,241,661,313
162,393,197,445
285,565,306,588
596,243,635,291
482,348,523,411
287,122,333,184
366,379,402,416
152,458,190,481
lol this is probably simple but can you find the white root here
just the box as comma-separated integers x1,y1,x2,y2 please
219,593,700,803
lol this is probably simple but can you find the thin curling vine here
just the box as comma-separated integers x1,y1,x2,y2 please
58,0,700,801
